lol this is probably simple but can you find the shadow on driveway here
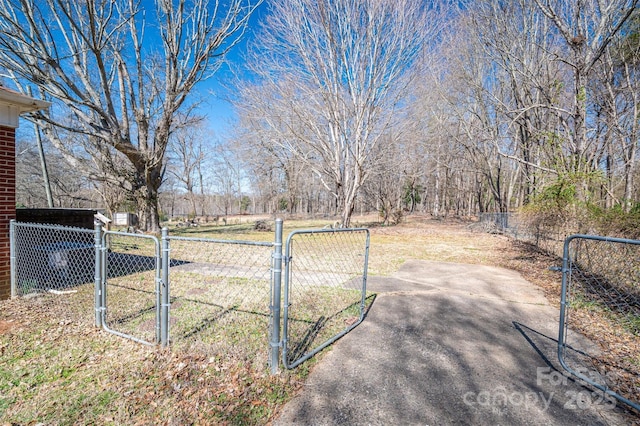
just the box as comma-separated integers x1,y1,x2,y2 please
274,260,636,425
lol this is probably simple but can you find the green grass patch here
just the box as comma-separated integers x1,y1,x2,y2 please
624,313,640,336
568,292,603,312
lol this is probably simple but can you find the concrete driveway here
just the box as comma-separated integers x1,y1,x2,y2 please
273,260,635,425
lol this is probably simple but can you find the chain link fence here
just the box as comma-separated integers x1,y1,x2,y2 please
560,235,640,411
479,214,640,410
10,220,371,372
166,235,275,364
10,221,96,326
478,212,568,256
282,228,371,368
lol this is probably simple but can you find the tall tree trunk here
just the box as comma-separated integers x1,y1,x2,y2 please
573,63,589,202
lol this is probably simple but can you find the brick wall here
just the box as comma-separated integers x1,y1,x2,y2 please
0,125,15,300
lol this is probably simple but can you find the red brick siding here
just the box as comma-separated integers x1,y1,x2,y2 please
0,125,15,300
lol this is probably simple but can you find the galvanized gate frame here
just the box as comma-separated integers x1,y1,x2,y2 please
280,227,370,369
97,229,161,346
559,234,640,412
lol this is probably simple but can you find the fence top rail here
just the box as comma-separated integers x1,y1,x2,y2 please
287,227,369,237
103,229,159,244
11,220,95,234
166,234,275,248
565,233,640,246
285,227,369,247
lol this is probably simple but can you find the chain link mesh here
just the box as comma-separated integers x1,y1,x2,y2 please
11,222,371,370
562,237,640,406
12,222,95,326
479,212,568,255
284,229,370,367
166,236,274,357
102,232,160,344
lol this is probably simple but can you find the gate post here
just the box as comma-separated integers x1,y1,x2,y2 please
557,236,570,363
270,219,283,374
161,228,170,347
93,220,102,327
9,219,15,298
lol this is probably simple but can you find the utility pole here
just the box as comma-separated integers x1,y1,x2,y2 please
34,124,53,208
27,87,53,208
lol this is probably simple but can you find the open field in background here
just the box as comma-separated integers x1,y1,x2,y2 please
1,214,638,424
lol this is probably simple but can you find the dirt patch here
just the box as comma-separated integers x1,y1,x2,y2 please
186,287,208,296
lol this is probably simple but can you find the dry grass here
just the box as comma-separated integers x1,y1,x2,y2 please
365,215,513,275
0,292,303,425
1,214,638,424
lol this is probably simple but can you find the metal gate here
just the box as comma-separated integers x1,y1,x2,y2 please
99,230,161,345
559,234,640,411
11,220,372,373
282,228,370,368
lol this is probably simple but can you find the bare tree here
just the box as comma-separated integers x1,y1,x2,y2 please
209,139,244,217
167,119,208,217
236,0,446,227
434,0,631,214
531,0,638,200
469,0,568,204
232,108,310,214
15,139,96,208
32,125,54,207
436,8,520,214
593,13,640,210
0,0,261,231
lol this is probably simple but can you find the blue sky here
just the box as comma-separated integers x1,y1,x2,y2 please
12,0,268,147
189,0,269,138
131,0,269,138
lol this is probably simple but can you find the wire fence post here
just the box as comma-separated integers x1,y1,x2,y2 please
94,221,103,327
100,229,108,328
270,218,283,374
161,227,170,347
9,219,16,298
557,235,571,363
